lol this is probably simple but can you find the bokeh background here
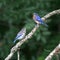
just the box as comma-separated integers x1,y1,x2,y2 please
0,0,60,60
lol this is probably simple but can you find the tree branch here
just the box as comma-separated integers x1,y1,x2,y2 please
45,44,60,60
5,9,60,60
42,9,60,21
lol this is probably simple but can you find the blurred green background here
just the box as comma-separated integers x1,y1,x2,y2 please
0,0,60,60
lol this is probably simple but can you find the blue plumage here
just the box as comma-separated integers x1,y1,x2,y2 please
33,13,48,27
13,28,26,43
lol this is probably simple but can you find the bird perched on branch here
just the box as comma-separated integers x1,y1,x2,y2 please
13,27,26,43
33,13,48,27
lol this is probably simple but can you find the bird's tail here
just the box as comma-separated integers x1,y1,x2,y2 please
41,22,48,27
13,39,17,43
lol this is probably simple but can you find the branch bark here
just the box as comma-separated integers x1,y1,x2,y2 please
5,9,60,60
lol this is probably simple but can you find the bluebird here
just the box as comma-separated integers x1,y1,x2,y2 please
33,13,48,27
13,27,26,43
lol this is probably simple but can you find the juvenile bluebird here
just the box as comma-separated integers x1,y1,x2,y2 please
33,13,48,27
13,27,26,43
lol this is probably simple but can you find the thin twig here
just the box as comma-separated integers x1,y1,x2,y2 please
17,51,20,60
5,9,60,60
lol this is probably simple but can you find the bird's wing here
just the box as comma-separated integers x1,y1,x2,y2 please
17,28,26,36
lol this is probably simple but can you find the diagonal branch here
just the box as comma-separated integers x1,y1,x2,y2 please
45,44,60,60
5,9,60,60
42,9,60,21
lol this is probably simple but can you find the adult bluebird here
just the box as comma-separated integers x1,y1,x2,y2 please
33,13,48,27
13,27,26,43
